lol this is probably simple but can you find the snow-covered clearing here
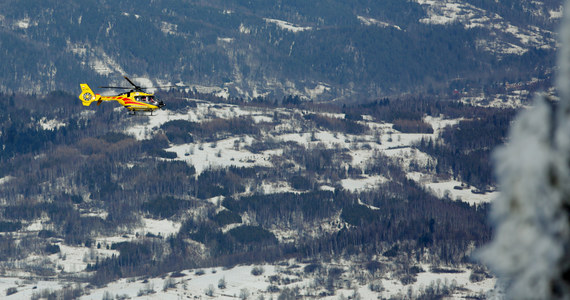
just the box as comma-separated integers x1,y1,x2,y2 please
424,179,497,205
424,115,461,135
257,180,295,195
380,264,495,299
341,175,388,192
0,278,66,300
461,90,534,109
39,117,66,130
125,102,498,204
264,18,312,32
0,260,497,299
160,21,177,35
167,136,276,175
357,16,402,30
305,83,331,98
125,101,267,140
139,217,181,238
76,265,281,300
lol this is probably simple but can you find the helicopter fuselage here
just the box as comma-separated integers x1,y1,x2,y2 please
100,92,161,112
79,84,164,112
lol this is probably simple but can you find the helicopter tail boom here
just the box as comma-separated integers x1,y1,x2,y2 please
78,84,100,106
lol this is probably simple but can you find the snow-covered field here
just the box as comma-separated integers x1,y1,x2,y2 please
123,99,497,204
0,259,495,299
425,179,497,205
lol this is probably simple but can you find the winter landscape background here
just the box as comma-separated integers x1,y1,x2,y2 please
0,0,565,299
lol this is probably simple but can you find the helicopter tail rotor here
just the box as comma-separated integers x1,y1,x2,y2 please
78,84,100,106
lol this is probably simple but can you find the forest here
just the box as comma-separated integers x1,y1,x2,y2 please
0,89,512,292
0,0,558,101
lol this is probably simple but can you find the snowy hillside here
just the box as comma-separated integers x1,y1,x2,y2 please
0,261,494,299
0,91,506,298
0,0,559,100
125,99,497,203
416,0,557,55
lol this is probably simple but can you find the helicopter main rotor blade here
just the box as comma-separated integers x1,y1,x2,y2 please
123,76,142,90
139,85,187,89
101,77,188,92
99,86,133,89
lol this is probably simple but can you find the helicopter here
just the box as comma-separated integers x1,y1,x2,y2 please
79,76,173,115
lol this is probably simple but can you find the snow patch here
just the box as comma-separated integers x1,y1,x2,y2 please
54,244,90,273
424,180,497,205
416,0,473,25
160,21,178,35
357,16,401,30
304,83,331,99
423,115,461,135
15,17,33,29
217,37,234,43
139,218,181,237
257,181,295,195
264,18,312,32
549,7,563,20
341,175,387,192
415,0,555,55
122,12,140,19
239,23,252,34
25,219,44,231
88,48,126,76
81,264,278,300
167,137,274,175
216,88,230,99
0,278,65,299
68,43,87,56
0,176,14,186
476,39,528,56
39,117,66,131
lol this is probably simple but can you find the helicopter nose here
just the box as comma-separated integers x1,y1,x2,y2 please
158,101,165,108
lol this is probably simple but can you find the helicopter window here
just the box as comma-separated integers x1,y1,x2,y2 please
134,95,155,103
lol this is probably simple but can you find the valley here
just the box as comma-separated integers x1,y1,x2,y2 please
0,89,512,298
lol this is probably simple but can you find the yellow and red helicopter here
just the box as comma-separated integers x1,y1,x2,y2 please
79,76,170,114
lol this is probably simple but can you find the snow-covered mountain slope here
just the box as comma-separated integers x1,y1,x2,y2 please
0,0,560,100
416,0,558,55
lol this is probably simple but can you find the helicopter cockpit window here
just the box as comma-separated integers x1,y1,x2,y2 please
134,95,156,103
